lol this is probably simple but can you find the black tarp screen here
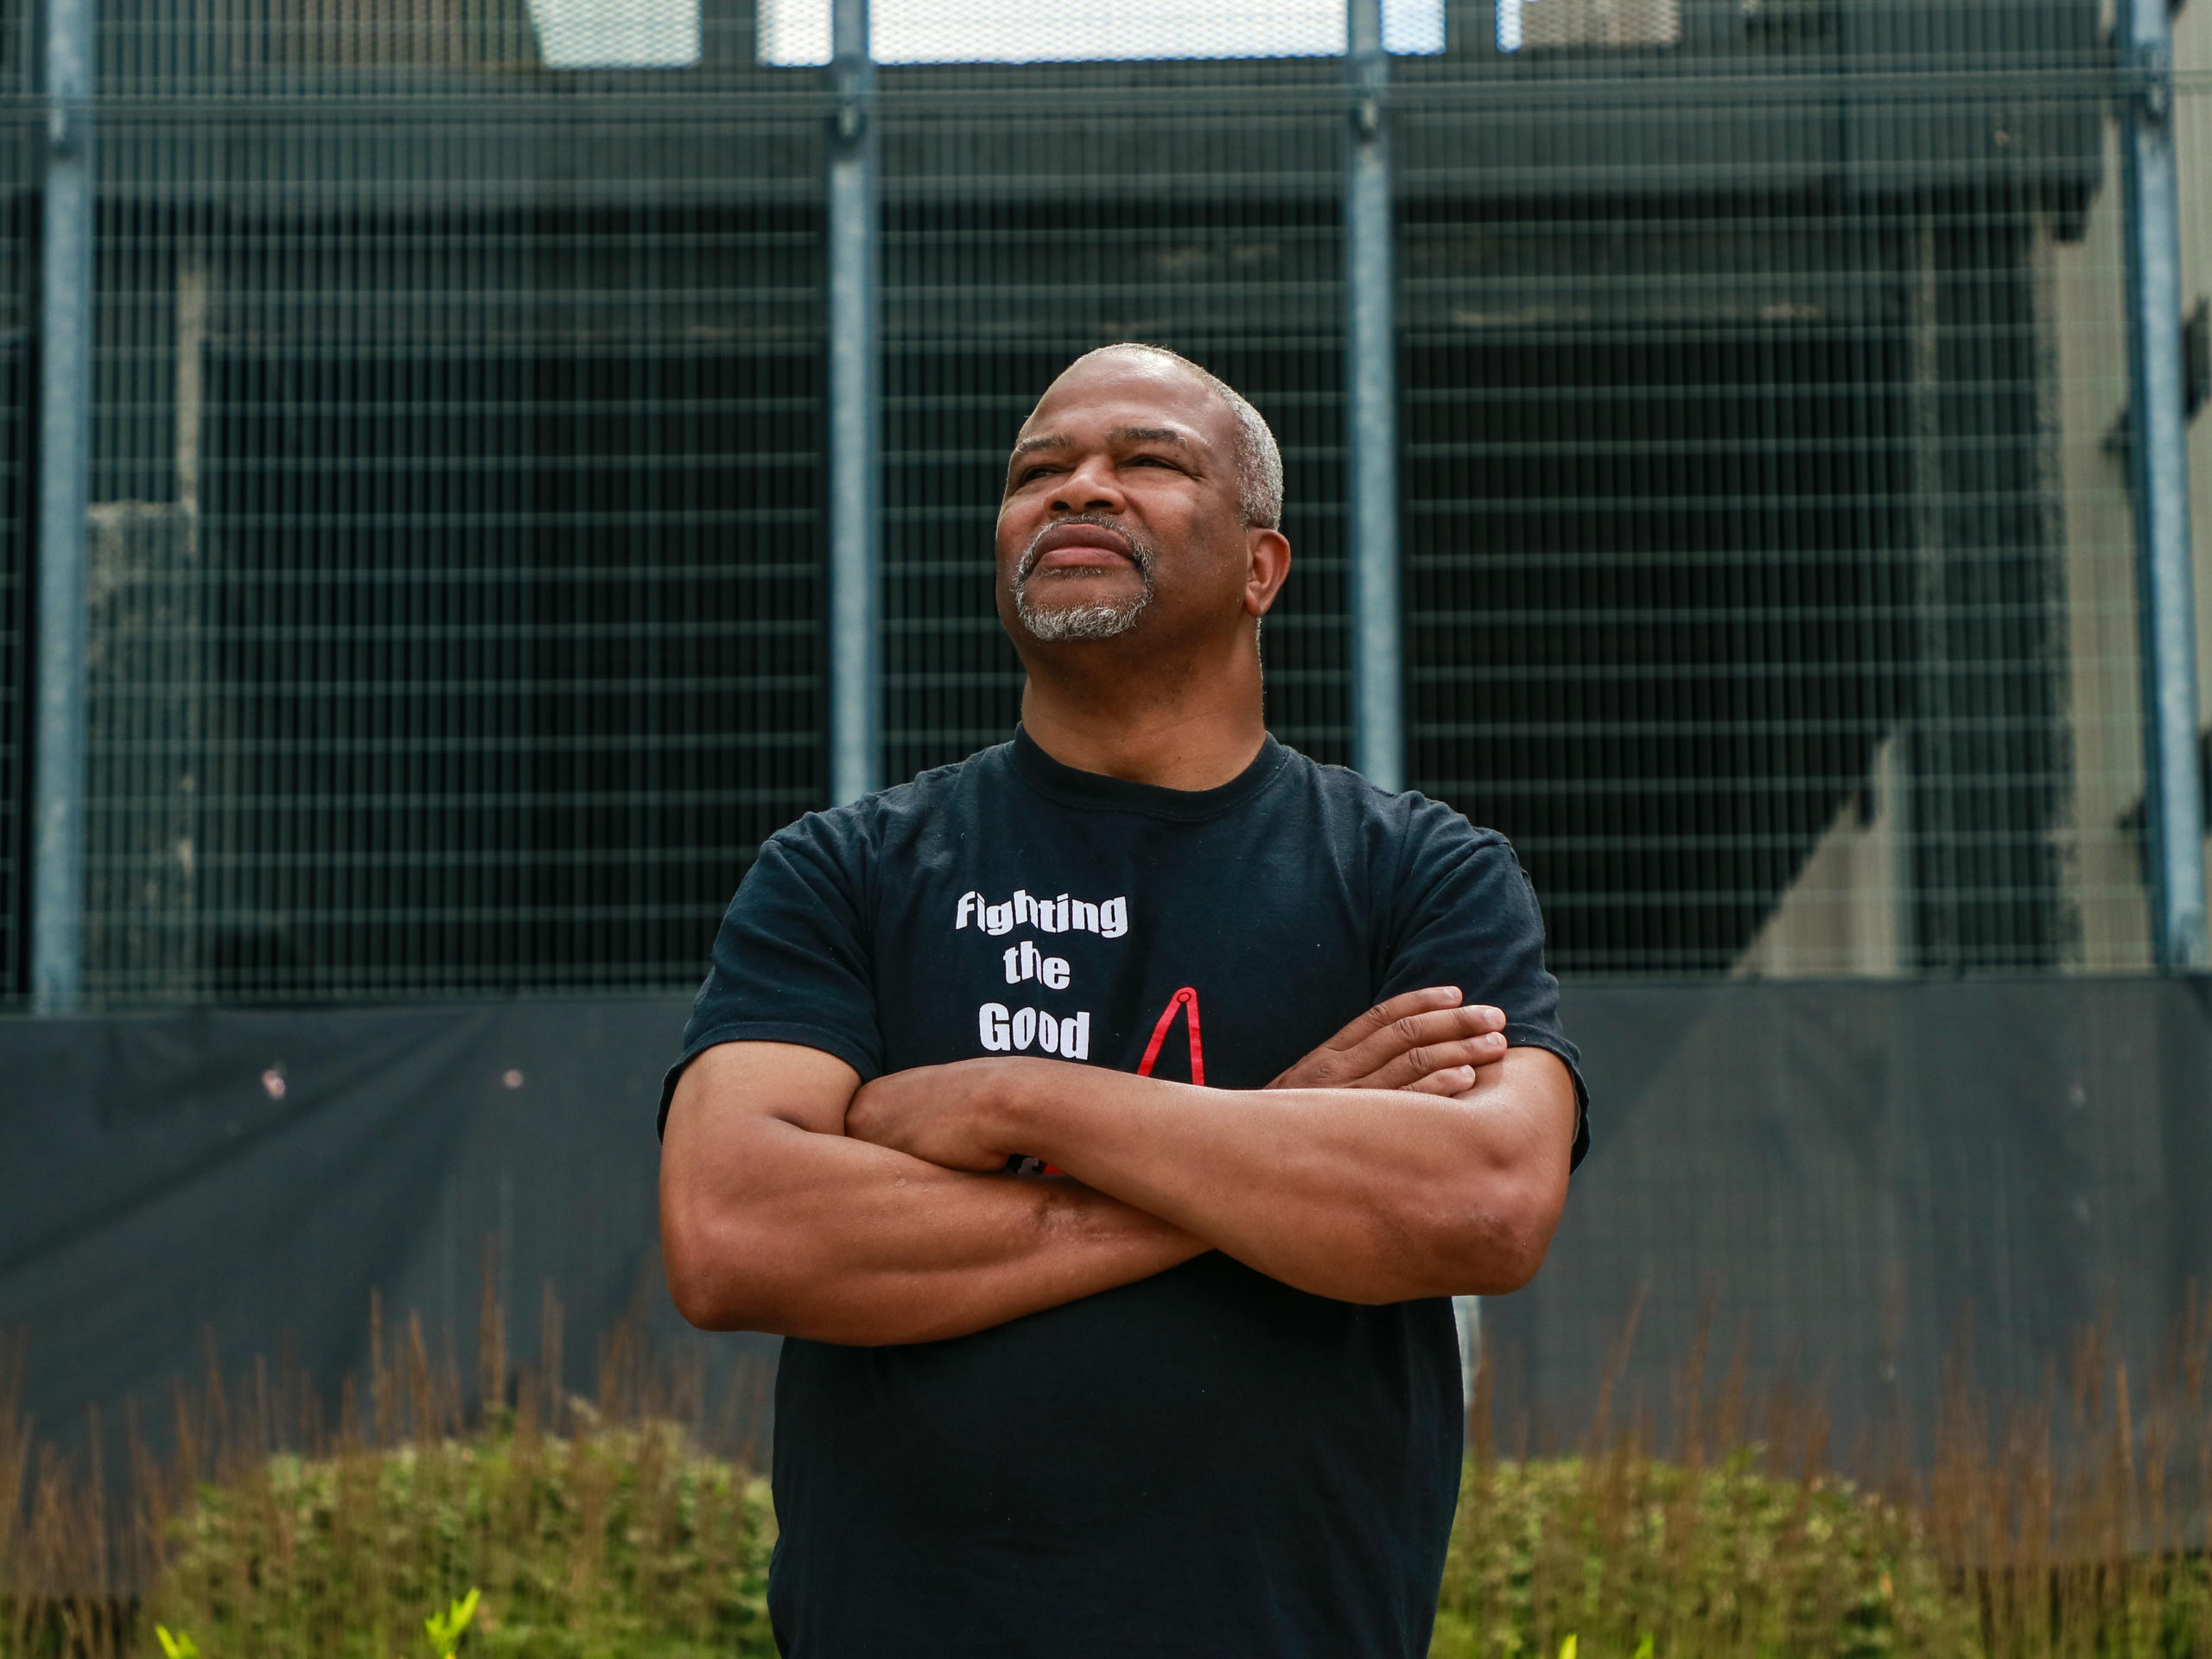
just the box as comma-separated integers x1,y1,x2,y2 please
4,978,2209,1471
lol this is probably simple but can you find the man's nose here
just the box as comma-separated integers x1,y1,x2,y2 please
1052,454,1125,515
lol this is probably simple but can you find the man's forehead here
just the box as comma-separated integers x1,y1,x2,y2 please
1021,353,1229,436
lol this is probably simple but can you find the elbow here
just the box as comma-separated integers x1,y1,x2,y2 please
1454,1211,1555,1295
1396,1170,1567,1299
660,1198,783,1332
664,1266,731,1333
661,1218,741,1331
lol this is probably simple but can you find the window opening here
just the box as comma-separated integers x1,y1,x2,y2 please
758,0,1444,67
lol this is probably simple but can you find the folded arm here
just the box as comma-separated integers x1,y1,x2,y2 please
848,1040,1578,1306
661,989,1573,1343
659,1040,1205,1345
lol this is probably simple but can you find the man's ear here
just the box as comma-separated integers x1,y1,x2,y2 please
1243,528,1292,619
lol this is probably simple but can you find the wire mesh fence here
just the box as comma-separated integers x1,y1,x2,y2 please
880,101,1353,783
0,0,2205,1001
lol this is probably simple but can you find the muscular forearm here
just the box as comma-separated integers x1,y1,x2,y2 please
853,1047,1574,1305
661,1114,1203,1345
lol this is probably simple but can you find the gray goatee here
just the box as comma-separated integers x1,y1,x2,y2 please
1014,518,1158,643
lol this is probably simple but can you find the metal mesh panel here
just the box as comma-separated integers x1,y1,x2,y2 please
1401,202,2101,975
0,0,2202,1002
71,3,827,999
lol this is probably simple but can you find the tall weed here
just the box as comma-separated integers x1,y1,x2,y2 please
13,1279,2212,1657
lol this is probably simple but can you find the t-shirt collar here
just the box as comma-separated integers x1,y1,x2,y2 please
1008,724,1291,822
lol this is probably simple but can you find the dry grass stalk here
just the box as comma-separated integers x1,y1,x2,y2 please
2,1267,776,1659
16,1281,2212,1656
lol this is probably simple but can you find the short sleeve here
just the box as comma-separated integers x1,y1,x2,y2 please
658,817,884,1135
1379,805,1590,1171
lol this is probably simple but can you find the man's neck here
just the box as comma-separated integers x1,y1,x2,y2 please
1017,638,1267,791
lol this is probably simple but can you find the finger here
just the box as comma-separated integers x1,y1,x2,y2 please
1402,1065,1478,1096
1367,1031,1509,1090
1332,1006,1487,1074
1333,1004,1506,1077
1322,986,1464,1052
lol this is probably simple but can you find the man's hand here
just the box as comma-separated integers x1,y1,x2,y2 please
1268,986,1508,1096
845,1060,1020,1173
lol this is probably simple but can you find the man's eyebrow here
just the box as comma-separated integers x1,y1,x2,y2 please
1009,425,1196,462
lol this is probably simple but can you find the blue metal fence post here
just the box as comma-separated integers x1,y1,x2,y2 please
2119,0,2209,970
1345,0,1402,792
827,0,880,805
32,0,95,1012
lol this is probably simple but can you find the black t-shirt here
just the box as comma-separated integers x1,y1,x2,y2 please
664,729,1586,1658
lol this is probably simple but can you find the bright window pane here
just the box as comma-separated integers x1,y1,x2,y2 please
758,0,1444,67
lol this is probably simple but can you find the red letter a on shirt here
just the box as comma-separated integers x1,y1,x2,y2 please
1135,987,1205,1086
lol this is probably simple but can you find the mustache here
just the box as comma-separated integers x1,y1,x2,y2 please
1014,515,1158,586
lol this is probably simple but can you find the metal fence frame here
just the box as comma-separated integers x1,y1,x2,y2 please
11,0,2209,1008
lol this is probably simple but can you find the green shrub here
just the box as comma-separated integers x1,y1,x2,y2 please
148,1421,775,1659
1431,1450,1978,1659
16,1366,2212,1658
145,1433,1976,1659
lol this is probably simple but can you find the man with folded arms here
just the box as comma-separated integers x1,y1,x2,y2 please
659,343,1586,1656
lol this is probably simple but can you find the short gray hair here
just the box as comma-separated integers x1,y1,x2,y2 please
1057,343,1284,531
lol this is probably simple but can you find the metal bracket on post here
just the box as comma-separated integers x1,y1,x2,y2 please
826,0,880,805
832,23,869,146
32,0,97,1014
2122,35,2173,126
1345,0,1403,792
2118,0,2209,970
